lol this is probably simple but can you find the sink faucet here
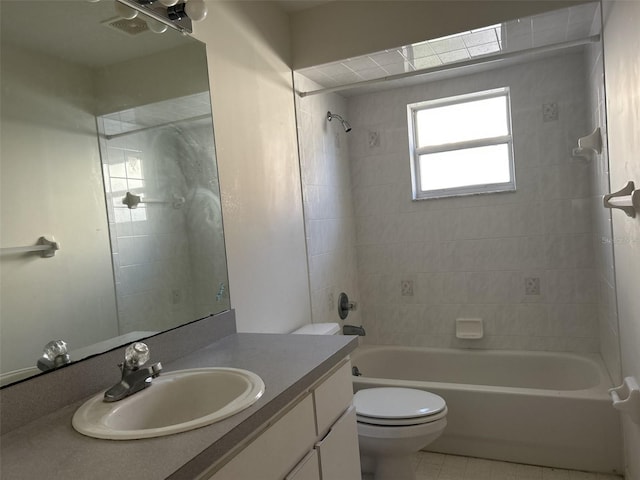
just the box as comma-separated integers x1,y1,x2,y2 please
104,342,162,402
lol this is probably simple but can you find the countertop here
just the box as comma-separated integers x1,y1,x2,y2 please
0,333,358,480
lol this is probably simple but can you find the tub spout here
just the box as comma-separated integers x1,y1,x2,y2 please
343,324,366,336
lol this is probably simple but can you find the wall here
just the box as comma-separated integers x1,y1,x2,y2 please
193,2,311,333
289,0,590,69
349,52,599,352
93,43,209,115
0,44,118,373
602,1,640,478
584,15,621,384
294,74,361,326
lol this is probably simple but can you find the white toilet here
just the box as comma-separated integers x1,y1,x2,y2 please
354,387,447,480
292,323,448,480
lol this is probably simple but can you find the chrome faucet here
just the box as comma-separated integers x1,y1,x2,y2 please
104,342,162,402
37,340,71,372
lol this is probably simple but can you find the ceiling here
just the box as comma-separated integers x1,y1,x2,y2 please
0,0,195,68
295,1,600,95
275,0,335,13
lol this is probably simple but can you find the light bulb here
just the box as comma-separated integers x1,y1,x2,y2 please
185,0,207,21
114,2,138,19
158,0,179,5
147,18,168,33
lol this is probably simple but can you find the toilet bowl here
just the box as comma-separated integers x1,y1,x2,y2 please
354,387,447,480
291,323,448,480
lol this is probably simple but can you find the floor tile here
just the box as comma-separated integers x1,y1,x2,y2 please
407,453,624,480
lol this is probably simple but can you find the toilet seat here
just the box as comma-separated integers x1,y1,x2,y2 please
354,387,447,426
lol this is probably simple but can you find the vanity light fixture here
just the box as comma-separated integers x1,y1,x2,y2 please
146,17,168,33
167,0,208,22
108,0,207,34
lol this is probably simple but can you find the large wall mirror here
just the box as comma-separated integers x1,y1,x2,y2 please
0,0,229,386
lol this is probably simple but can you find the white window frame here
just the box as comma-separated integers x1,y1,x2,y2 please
408,87,516,200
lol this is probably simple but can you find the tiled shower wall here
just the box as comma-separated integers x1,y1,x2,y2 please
585,29,621,381
294,74,361,326
348,52,600,352
100,126,196,335
99,93,226,334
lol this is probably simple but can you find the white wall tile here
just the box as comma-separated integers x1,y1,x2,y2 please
345,52,602,352
296,75,362,327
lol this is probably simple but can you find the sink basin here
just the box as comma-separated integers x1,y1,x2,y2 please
72,368,265,440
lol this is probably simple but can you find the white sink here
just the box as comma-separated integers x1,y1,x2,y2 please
72,367,265,440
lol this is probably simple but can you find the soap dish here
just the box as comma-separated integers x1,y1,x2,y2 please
456,318,483,339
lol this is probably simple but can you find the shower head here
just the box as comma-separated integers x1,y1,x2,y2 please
327,111,352,133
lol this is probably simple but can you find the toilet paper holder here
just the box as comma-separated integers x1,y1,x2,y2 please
609,376,640,424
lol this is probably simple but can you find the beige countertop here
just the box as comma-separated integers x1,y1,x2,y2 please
0,333,358,480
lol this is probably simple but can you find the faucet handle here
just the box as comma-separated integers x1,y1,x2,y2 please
124,342,150,369
42,340,69,360
37,340,71,371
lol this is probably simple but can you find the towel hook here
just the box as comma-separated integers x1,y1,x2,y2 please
603,181,640,218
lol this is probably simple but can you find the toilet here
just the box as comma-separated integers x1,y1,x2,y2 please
354,387,447,480
292,323,448,480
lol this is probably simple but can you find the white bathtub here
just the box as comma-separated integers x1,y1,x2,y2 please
351,345,623,474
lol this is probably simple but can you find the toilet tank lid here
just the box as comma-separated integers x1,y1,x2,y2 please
291,323,340,335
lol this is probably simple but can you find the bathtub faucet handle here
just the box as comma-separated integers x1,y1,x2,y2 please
338,292,357,320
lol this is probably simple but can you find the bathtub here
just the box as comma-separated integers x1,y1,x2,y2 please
351,345,623,474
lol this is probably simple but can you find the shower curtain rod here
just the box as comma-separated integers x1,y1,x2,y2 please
103,113,212,140
298,35,601,98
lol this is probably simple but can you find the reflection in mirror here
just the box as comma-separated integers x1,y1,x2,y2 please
0,0,229,386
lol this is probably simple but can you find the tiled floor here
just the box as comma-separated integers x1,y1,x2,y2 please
408,452,624,480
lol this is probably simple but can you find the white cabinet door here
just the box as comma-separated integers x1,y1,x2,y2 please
211,395,316,480
314,361,353,437
315,406,361,480
209,359,360,480
285,450,321,480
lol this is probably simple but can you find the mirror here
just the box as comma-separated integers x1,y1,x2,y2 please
0,0,229,386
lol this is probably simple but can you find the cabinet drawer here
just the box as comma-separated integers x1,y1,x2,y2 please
313,361,353,436
285,450,321,480
211,395,316,480
315,406,361,480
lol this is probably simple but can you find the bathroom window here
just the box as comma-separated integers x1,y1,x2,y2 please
408,87,515,200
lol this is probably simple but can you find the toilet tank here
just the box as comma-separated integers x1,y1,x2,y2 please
291,323,340,335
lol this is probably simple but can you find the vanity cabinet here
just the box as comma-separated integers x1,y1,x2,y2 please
285,451,320,480
209,360,361,480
